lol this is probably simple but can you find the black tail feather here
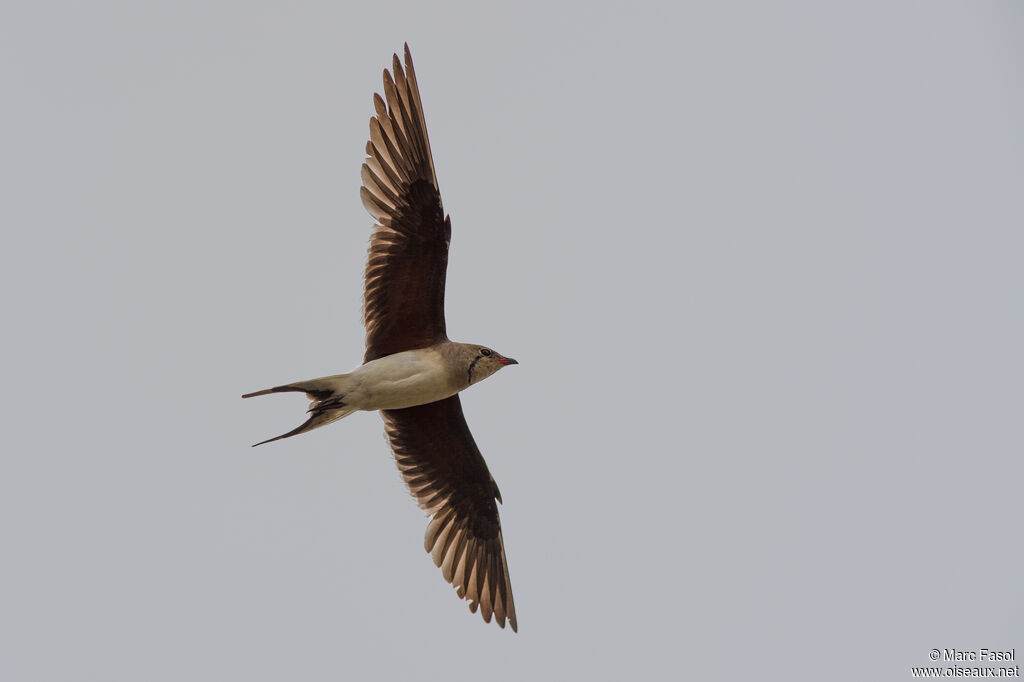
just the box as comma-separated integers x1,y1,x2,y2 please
242,385,333,400
251,414,324,447
249,395,350,447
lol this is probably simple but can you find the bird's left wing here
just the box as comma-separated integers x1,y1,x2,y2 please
382,395,517,631
361,44,449,362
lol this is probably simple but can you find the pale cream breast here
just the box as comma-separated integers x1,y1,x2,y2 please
347,347,459,410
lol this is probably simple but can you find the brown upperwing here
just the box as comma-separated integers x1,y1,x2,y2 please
360,46,517,631
382,395,517,631
360,44,448,363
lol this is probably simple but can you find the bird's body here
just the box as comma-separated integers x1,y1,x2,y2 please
347,345,460,410
243,45,519,631
243,343,516,445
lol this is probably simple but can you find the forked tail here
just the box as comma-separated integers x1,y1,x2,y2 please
242,375,356,446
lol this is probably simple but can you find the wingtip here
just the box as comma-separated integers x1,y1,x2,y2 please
496,614,518,632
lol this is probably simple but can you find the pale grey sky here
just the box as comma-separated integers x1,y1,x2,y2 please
2,2,1022,680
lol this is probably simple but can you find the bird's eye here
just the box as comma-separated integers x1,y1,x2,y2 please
480,348,492,357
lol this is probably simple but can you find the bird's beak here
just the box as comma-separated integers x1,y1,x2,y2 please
499,357,518,366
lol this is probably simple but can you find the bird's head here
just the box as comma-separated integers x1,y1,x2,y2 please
465,345,518,385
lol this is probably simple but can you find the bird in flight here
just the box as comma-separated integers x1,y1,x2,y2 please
243,44,518,631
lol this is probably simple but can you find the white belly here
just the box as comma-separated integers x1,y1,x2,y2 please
346,348,456,410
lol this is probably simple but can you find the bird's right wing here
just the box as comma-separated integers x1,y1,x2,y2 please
382,395,517,631
360,44,450,363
